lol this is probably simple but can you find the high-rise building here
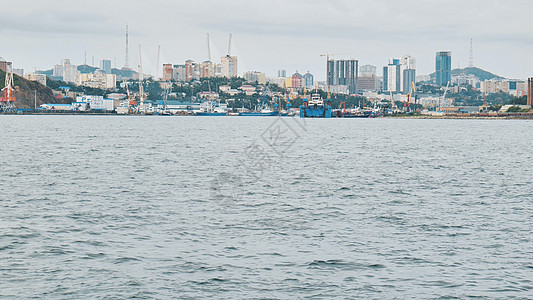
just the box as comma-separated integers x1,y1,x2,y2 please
527,77,533,106
185,60,195,81
327,59,358,94
278,70,287,78
359,65,377,77
303,72,314,88
162,64,173,81
292,72,303,89
100,59,111,74
383,59,400,93
172,65,186,82
221,55,238,78
436,51,452,86
55,59,78,83
383,56,416,93
359,64,378,91
200,61,215,78
403,69,416,93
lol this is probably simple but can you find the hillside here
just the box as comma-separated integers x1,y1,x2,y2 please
429,67,505,82
0,69,64,108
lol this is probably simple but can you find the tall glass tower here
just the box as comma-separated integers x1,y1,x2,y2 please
436,51,451,86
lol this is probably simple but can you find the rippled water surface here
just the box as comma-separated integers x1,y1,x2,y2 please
1,116,532,299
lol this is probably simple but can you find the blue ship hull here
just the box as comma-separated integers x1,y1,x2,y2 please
239,111,280,116
195,112,227,116
300,106,331,118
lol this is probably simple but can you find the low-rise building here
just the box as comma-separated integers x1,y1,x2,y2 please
75,95,114,111
40,103,73,110
239,85,256,96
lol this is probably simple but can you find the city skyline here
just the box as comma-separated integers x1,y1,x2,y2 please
1,0,532,80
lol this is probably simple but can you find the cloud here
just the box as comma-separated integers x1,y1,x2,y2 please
1,0,532,79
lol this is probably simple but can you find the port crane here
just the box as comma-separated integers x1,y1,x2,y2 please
439,81,450,111
138,44,146,113
404,81,416,112
1,64,16,113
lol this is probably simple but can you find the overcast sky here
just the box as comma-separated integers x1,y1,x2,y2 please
1,0,532,80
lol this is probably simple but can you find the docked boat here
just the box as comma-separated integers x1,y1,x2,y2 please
195,101,228,116
300,93,331,118
239,109,280,116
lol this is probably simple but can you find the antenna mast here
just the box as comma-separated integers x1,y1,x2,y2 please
228,33,232,56
207,33,211,61
138,44,144,108
156,45,160,80
468,39,474,68
125,24,130,69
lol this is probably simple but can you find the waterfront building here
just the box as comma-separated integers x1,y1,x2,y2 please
24,73,47,85
221,55,238,78
74,95,114,111
100,59,111,74
327,59,358,94
436,51,452,86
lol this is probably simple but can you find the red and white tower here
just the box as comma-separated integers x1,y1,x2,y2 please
1,63,16,113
